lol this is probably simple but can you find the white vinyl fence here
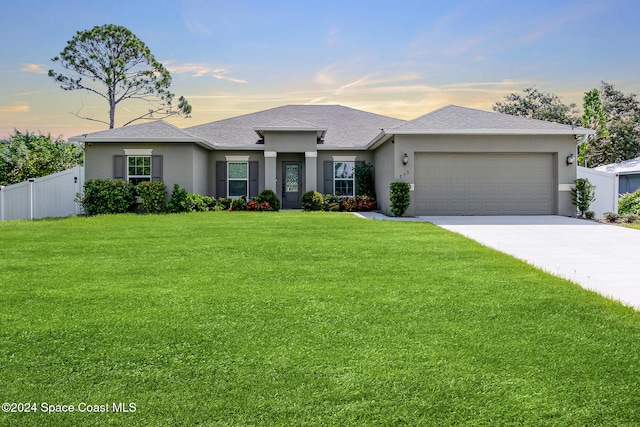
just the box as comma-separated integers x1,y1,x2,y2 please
577,166,618,218
0,166,84,221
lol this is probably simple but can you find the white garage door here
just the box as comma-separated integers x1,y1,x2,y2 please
415,153,555,215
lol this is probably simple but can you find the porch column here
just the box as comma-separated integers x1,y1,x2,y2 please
264,151,277,194
305,151,317,192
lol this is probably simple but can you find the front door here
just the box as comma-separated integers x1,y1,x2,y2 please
282,162,302,209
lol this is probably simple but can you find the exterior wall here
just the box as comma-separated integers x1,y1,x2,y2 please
192,144,209,195
316,150,374,194
264,131,317,153
394,134,577,216
372,140,396,214
84,142,203,194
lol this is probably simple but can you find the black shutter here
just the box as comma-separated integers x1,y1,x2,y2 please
216,161,227,198
114,155,125,180
324,161,333,194
151,155,163,181
249,161,259,198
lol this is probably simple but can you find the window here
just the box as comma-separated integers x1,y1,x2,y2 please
128,156,151,185
334,161,355,197
228,161,248,198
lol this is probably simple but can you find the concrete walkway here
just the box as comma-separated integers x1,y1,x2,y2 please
357,213,640,310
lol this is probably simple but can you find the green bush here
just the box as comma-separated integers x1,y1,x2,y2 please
355,162,375,198
80,179,136,216
618,190,640,215
604,212,619,222
216,198,232,211
584,210,596,220
166,184,190,213
136,181,167,213
301,191,324,211
255,189,280,211
230,196,247,211
186,193,211,212
571,178,596,218
622,213,639,223
322,194,341,212
390,182,411,217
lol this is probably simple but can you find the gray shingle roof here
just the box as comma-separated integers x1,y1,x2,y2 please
185,105,406,148
389,105,593,135
595,157,640,174
72,120,211,147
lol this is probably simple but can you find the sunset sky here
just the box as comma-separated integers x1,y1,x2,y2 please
1,0,639,140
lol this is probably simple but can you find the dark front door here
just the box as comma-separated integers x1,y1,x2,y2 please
282,162,302,209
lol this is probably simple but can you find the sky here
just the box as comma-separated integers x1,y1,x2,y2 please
1,0,639,140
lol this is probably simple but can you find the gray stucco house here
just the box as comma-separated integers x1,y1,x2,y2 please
72,104,593,216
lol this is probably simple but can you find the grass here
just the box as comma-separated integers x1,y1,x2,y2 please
1,211,639,426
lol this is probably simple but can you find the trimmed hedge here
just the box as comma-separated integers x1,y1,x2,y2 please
80,179,136,216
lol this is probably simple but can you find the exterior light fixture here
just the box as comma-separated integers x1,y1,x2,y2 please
566,153,575,166
402,153,409,165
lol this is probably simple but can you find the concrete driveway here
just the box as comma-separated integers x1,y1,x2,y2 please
359,213,640,310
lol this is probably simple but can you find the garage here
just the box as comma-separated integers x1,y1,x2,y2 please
415,152,555,215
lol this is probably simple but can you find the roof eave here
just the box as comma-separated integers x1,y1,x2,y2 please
386,129,596,135
71,136,216,149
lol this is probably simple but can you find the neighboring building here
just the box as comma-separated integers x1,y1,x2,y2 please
72,104,593,216
595,157,640,194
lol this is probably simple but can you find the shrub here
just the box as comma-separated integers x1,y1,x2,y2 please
571,178,596,218
618,190,640,215
186,193,211,212
255,189,280,211
166,184,190,213
136,181,167,213
322,194,341,212
80,179,136,216
301,191,323,211
355,162,376,198
230,195,247,211
390,182,411,217
584,210,595,220
216,198,232,211
356,196,377,211
604,212,619,222
340,197,357,212
622,213,639,223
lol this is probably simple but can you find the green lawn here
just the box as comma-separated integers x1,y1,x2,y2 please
1,212,639,426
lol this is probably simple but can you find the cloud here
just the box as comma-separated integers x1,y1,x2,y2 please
21,64,47,74
0,102,30,113
165,63,246,83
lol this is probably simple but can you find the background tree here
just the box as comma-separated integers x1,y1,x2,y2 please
493,87,579,125
49,24,192,129
0,130,83,186
580,81,640,166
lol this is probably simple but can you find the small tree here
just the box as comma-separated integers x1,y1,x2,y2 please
355,162,375,198
389,182,411,217
49,24,191,129
571,178,596,218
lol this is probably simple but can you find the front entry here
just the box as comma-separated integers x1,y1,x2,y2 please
282,162,302,209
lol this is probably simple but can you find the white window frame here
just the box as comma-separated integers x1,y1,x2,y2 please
334,161,355,198
127,155,152,184
227,161,249,198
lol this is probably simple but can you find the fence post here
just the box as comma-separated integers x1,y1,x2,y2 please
28,178,35,220
0,185,4,221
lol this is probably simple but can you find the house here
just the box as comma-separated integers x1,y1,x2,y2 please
595,157,640,194
73,104,594,216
